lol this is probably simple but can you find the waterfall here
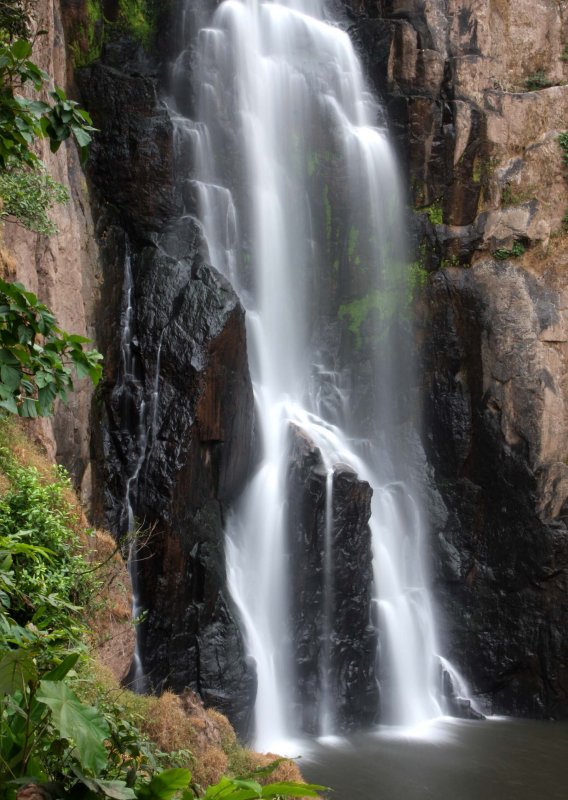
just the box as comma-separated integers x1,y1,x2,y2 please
172,0,450,747
116,251,164,694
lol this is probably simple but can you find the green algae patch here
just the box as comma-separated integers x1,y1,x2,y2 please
339,288,400,349
408,262,429,298
70,0,161,66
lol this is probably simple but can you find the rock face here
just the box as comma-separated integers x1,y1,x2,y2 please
343,0,568,717
2,0,100,498
423,260,568,717
287,425,378,733
41,0,567,726
76,39,257,734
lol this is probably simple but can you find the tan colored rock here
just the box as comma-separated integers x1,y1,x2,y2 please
390,21,418,85
449,0,566,98
453,100,473,166
88,530,136,683
1,0,100,497
469,259,568,521
485,88,568,151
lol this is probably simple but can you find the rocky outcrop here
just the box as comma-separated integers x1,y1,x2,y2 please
77,40,178,233
340,0,568,717
287,425,378,733
347,0,568,250
2,0,100,498
423,260,568,716
45,0,567,725
77,38,257,734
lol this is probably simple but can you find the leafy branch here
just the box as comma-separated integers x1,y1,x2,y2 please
0,37,96,168
0,279,102,418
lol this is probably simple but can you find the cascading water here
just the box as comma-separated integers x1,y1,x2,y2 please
115,251,164,694
172,0,460,748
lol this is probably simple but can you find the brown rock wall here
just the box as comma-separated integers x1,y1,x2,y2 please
1,0,100,496
347,0,568,714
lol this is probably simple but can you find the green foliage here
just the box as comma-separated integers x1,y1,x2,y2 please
191,773,325,800
339,288,399,349
561,45,568,62
306,148,335,178
36,678,111,773
71,0,162,66
0,279,102,417
117,0,154,47
501,183,526,207
0,0,35,40
408,262,428,297
0,438,326,800
70,0,103,67
440,254,461,269
558,131,568,167
347,226,359,263
0,449,91,634
0,38,96,168
523,70,554,91
0,164,69,234
424,201,443,225
493,241,526,260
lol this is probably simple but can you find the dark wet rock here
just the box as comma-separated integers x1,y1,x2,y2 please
77,53,179,233
73,21,259,733
287,424,378,733
93,237,257,735
420,261,568,719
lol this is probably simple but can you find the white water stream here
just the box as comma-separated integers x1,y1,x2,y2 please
117,253,164,694
173,0,463,748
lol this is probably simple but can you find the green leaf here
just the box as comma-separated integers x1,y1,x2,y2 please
261,783,327,798
66,334,91,344
249,759,288,780
230,781,262,796
136,769,192,800
73,359,91,380
77,773,137,800
71,124,92,148
36,679,110,773
42,652,80,681
0,364,22,391
0,397,19,415
20,398,38,418
11,40,33,60
0,349,19,365
35,371,53,389
0,650,36,695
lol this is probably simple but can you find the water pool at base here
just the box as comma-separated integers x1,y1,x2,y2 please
298,718,568,800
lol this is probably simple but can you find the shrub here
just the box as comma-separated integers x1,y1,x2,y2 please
0,165,69,235
494,241,526,260
523,71,554,91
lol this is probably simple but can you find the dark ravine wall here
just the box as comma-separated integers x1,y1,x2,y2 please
48,0,568,728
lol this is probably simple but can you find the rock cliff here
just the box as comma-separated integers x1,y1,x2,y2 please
1,0,100,500
76,35,257,734
344,0,568,716
10,0,563,728
287,425,378,733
